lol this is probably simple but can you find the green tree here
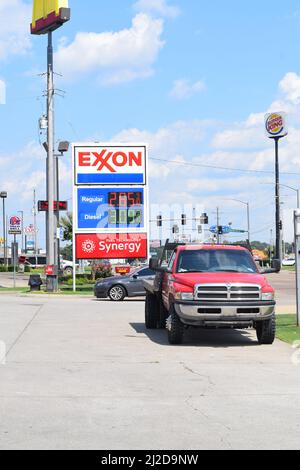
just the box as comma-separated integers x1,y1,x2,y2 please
60,212,73,241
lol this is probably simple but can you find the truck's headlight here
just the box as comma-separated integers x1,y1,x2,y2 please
175,292,194,301
262,292,275,301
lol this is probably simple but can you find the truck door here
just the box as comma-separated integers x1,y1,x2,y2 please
162,251,177,310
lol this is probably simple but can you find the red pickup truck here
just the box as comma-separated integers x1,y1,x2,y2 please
143,242,279,345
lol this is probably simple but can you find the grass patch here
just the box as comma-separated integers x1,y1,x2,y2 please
282,265,295,272
276,314,300,344
0,288,29,293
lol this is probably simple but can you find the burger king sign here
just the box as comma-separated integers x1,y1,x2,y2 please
265,112,288,138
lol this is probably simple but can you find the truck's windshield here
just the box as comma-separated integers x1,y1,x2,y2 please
176,249,258,274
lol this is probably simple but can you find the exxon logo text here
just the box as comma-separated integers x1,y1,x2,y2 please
78,150,143,173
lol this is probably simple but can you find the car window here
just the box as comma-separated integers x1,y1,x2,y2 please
137,268,155,277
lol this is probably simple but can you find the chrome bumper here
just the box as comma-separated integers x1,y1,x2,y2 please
174,300,275,326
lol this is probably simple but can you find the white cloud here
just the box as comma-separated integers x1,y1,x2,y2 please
279,72,300,104
133,0,181,18
0,0,31,60
55,13,164,85
169,79,206,100
0,78,6,104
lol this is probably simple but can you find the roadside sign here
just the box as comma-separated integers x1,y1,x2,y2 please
210,225,231,235
265,112,288,138
31,0,70,35
9,216,22,235
75,233,148,260
75,186,146,232
73,144,147,186
38,201,68,212
24,224,38,235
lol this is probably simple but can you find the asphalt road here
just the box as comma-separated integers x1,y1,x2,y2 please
0,294,299,450
0,270,297,313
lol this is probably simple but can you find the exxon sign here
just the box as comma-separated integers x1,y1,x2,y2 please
73,144,147,185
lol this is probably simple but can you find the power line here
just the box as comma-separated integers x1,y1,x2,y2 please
150,157,300,176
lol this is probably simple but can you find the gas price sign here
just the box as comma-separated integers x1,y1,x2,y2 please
73,143,149,263
76,187,146,231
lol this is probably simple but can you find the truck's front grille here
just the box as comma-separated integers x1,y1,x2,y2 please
195,284,261,301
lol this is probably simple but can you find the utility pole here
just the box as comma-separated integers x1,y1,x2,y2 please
46,31,57,291
33,190,38,266
18,211,24,253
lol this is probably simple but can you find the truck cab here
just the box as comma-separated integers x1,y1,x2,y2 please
143,243,278,345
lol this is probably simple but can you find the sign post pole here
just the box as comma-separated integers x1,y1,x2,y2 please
13,234,16,289
265,112,288,264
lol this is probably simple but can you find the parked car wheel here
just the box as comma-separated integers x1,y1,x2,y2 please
64,267,73,276
167,307,184,345
256,314,276,345
108,285,126,301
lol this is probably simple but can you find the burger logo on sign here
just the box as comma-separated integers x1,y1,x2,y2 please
265,112,287,138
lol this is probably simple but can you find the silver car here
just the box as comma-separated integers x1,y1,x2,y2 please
94,266,156,301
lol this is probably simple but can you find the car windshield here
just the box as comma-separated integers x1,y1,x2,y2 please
176,249,258,274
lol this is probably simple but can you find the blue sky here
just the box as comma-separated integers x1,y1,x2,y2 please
2,0,300,248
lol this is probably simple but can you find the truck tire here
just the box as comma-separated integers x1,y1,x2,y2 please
145,293,159,329
158,301,168,329
256,314,276,345
167,307,184,345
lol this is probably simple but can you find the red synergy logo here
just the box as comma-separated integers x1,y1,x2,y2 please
76,233,148,260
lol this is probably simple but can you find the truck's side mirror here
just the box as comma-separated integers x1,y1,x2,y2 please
149,257,159,271
261,258,281,274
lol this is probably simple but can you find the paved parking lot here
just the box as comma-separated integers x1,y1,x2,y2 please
0,294,300,450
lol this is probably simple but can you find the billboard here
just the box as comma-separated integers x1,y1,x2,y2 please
75,186,146,231
72,143,149,261
73,144,147,185
265,112,288,138
9,216,22,235
31,0,70,35
75,234,148,260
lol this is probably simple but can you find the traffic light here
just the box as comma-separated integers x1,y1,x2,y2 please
181,214,187,226
279,221,283,230
157,215,162,227
218,226,223,235
200,213,209,225
198,225,202,234
172,225,179,234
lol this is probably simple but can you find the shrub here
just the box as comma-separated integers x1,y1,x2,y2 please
0,265,7,272
24,265,31,273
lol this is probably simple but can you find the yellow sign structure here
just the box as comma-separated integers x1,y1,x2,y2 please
31,0,70,35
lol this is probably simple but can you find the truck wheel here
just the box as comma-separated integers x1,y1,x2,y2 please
158,301,168,329
108,285,126,301
167,307,184,345
145,293,159,329
256,314,276,345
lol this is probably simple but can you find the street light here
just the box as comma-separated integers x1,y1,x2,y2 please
225,198,250,242
261,182,299,208
0,192,7,266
